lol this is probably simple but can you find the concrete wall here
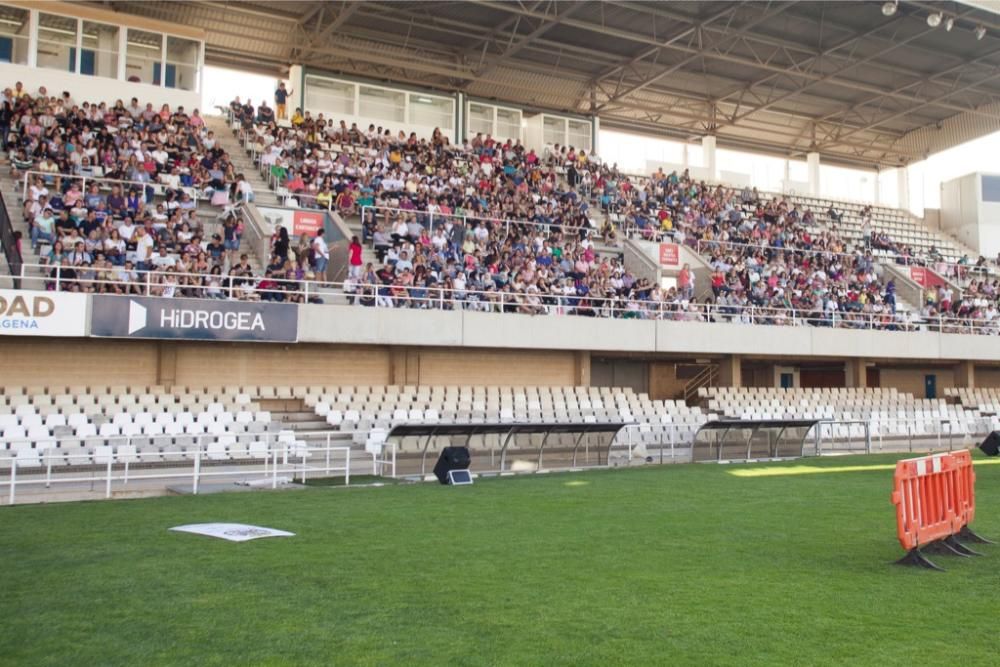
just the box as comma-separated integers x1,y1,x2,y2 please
294,304,1000,363
0,60,201,110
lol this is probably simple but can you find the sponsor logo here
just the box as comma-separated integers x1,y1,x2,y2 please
0,293,55,331
91,295,297,342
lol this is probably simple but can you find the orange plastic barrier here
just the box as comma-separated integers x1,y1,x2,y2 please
890,450,990,570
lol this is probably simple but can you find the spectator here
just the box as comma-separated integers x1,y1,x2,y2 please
312,228,329,276
274,82,293,121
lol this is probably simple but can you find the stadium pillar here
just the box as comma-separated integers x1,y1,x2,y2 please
574,351,591,387
845,359,867,389
953,361,976,389
157,343,177,386
807,152,820,196
898,167,910,212
718,355,742,388
702,135,717,180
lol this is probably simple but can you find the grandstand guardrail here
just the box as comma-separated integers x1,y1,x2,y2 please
0,433,353,504
21,170,212,206
0,189,22,286
11,262,1000,335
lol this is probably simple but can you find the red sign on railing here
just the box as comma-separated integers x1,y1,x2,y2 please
909,266,946,289
659,243,680,267
293,211,325,237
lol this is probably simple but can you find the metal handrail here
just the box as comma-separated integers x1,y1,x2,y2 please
10,261,1000,335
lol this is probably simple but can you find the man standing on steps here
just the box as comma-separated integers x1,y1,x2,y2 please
312,228,329,280
275,82,293,121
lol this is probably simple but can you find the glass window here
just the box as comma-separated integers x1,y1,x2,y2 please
165,36,198,91
568,119,592,152
359,85,404,123
543,116,565,146
125,29,162,86
37,13,77,73
787,159,808,183
496,108,522,142
409,94,453,130
81,22,118,79
305,76,354,116
0,6,29,65
468,102,493,137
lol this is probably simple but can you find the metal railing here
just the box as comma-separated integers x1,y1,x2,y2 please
0,189,22,285
361,205,596,239
20,170,213,206
0,432,355,505
11,261,1000,335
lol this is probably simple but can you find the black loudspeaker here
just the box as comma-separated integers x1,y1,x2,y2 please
433,446,471,485
980,431,1000,457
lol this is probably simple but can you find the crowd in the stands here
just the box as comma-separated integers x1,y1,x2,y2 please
2,80,997,332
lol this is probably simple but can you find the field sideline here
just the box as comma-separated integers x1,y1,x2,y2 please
2,453,999,666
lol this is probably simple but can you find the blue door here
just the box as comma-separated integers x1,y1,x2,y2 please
0,37,12,63
153,62,176,88
68,48,96,75
780,373,794,389
924,375,937,399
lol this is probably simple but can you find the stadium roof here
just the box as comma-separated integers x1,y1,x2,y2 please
100,1,1000,168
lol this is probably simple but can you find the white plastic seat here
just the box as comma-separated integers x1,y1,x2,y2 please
235,411,254,425
326,410,343,426
67,413,90,429
112,412,133,427
92,445,115,465
116,444,139,464
175,412,195,426
196,412,215,425
206,422,227,436
205,402,225,415
185,423,206,435
0,415,17,429
99,423,121,437
134,412,155,427
27,426,51,440
207,436,232,460
14,448,41,469
254,411,271,423
20,413,42,429
143,422,165,437
121,423,142,437
15,404,36,418
163,422,184,437
3,425,27,441
44,413,67,428
155,412,175,425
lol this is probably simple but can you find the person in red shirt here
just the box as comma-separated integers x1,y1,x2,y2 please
349,235,363,279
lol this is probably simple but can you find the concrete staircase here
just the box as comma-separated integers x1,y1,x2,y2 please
206,114,281,209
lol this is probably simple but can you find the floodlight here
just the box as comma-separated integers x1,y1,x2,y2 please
927,12,942,28
975,24,987,40
882,1,898,16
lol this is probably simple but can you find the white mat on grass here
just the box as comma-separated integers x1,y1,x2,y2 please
169,523,295,542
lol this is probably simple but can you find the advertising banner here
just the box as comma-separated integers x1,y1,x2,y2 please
0,289,87,337
90,296,298,342
292,210,325,237
659,242,680,267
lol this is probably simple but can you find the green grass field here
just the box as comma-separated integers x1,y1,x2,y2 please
2,453,1000,666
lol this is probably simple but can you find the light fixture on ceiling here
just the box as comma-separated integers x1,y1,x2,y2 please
975,24,987,40
927,12,942,28
945,16,955,31
881,1,898,17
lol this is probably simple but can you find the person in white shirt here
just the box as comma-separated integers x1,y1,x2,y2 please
312,229,329,276
151,246,177,269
